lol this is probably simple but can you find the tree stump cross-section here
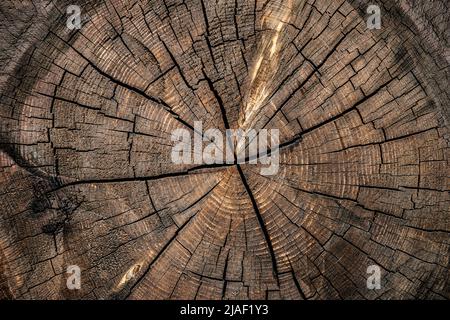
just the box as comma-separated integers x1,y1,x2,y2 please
0,0,449,299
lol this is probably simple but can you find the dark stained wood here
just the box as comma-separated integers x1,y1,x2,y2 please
0,0,449,299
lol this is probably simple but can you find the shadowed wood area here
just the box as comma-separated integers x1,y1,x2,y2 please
0,0,449,300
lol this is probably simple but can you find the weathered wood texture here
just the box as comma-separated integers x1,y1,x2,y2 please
0,0,449,300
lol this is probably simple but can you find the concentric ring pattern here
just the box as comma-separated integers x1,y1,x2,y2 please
0,0,449,299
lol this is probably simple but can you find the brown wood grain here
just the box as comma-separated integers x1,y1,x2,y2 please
0,0,449,299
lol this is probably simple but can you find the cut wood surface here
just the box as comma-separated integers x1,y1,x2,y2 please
0,0,449,299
